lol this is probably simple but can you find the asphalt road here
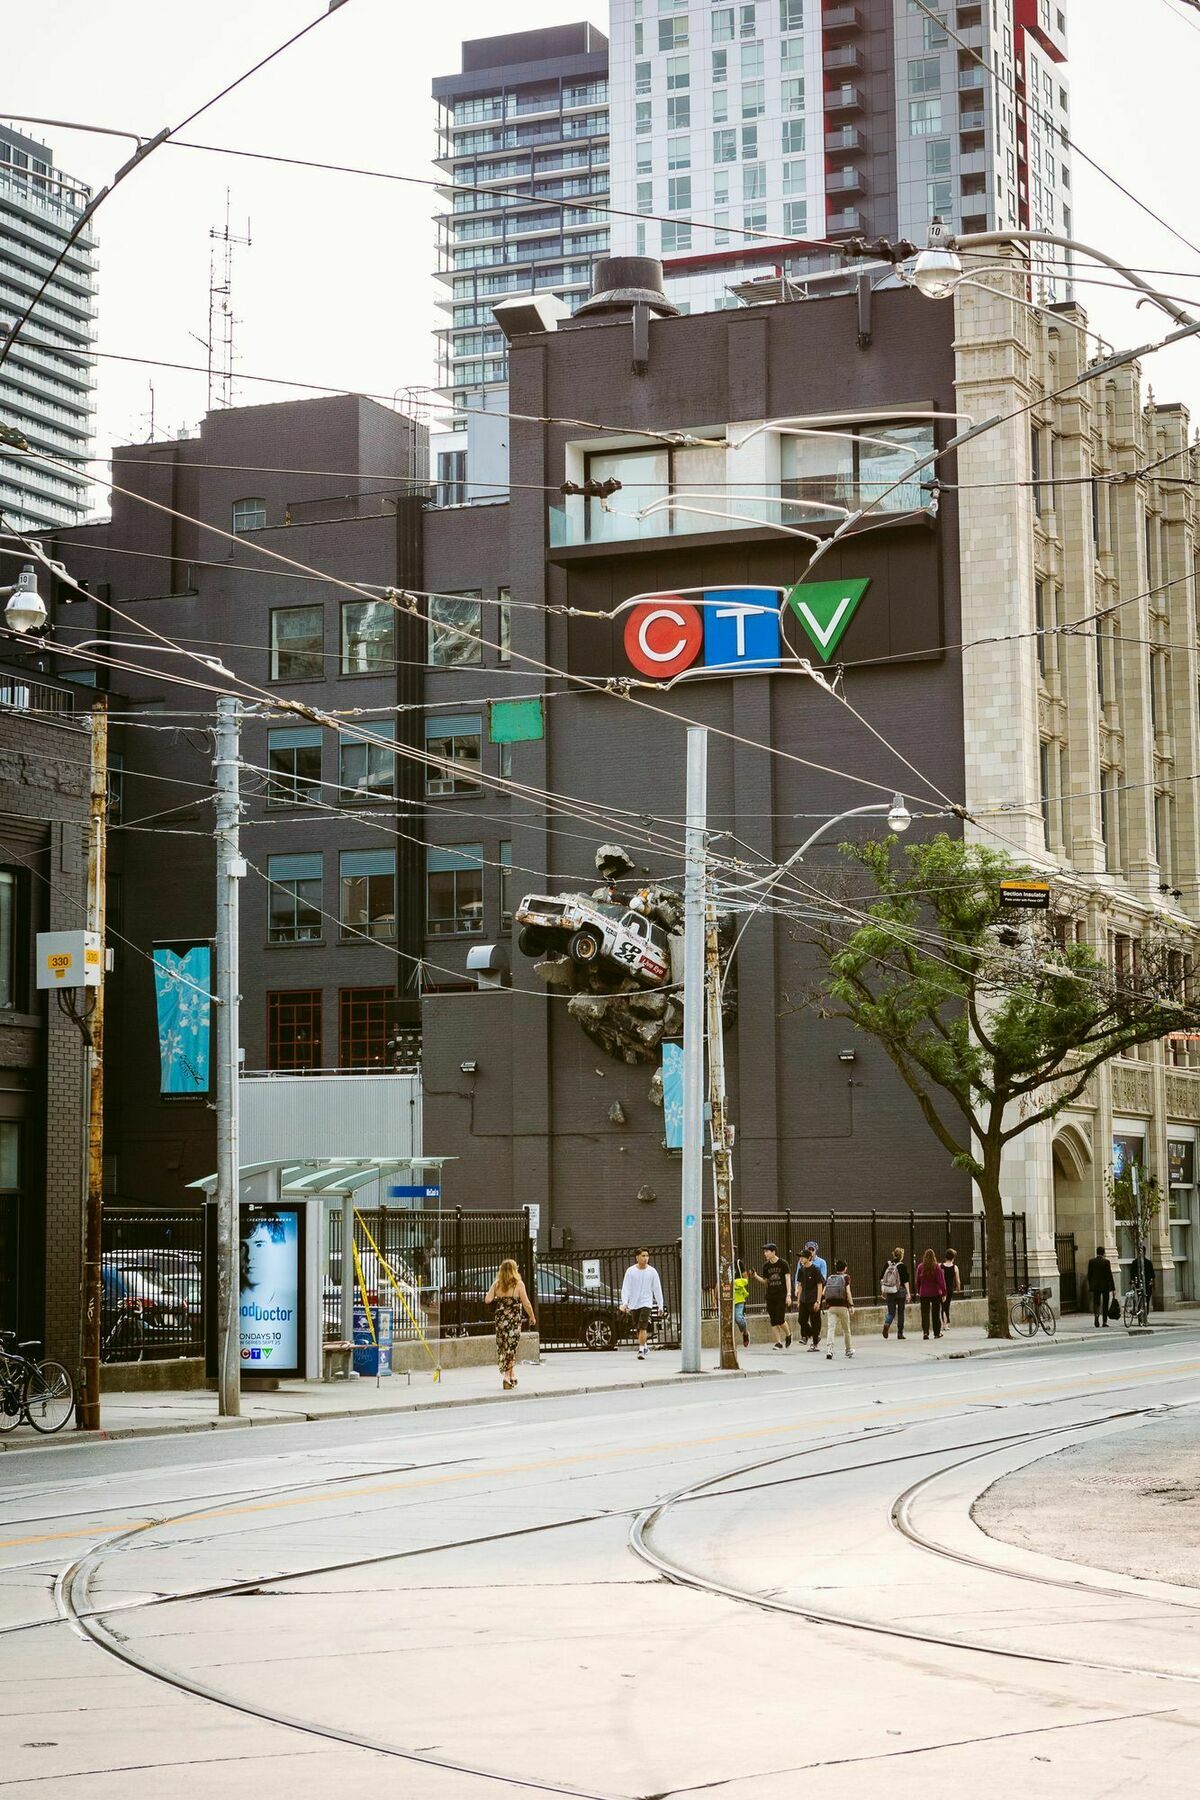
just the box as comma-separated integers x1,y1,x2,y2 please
2,1330,1199,1798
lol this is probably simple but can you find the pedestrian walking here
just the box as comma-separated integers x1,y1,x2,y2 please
939,1249,961,1327
733,1262,751,1349
620,1248,665,1361
1086,1245,1116,1327
484,1259,536,1391
752,1243,792,1349
802,1239,828,1279
795,1246,825,1352
823,1260,855,1358
915,1249,946,1339
880,1246,911,1340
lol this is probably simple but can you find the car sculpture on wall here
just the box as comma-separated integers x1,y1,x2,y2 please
515,892,672,987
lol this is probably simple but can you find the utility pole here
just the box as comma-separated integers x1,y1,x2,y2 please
77,698,107,1431
213,696,243,1416
704,900,737,1371
680,726,707,1373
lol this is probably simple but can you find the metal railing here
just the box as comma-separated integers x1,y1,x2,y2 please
327,1207,533,1343
0,675,76,716
100,1209,205,1362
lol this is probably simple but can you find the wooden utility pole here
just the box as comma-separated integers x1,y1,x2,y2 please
704,902,738,1371
77,697,107,1430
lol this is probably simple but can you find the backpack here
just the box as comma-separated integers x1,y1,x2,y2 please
824,1271,848,1306
880,1260,901,1296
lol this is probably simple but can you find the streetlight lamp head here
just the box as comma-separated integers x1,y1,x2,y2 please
4,565,47,635
910,214,963,300
887,794,912,834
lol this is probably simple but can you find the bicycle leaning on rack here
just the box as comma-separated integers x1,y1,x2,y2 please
1123,1281,1151,1330
0,1330,76,1434
1009,1285,1057,1338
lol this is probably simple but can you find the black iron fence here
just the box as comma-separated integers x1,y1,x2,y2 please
101,1208,205,1363
534,1243,683,1351
327,1206,533,1342
1055,1231,1080,1311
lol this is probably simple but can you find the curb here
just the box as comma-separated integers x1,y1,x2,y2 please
0,1364,777,1453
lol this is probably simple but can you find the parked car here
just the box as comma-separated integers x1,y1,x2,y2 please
100,1250,200,1360
455,1263,630,1350
515,892,671,987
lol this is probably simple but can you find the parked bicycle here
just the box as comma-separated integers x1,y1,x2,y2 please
101,1299,146,1364
1009,1286,1057,1338
0,1331,75,1434
1123,1282,1151,1330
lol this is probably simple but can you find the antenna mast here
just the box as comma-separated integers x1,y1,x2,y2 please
206,190,252,410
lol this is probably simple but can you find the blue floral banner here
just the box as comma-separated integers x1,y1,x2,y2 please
662,1041,683,1151
152,943,213,1095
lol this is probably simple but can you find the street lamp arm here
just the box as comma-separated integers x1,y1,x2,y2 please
953,229,1198,331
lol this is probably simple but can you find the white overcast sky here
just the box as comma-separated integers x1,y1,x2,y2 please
7,0,1200,492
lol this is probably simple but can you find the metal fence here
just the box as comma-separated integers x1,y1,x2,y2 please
1055,1231,1080,1311
101,1208,205,1362
534,1243,683,1352
327,1206,533,1342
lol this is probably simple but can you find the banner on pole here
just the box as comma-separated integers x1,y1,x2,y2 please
152,942,213,1094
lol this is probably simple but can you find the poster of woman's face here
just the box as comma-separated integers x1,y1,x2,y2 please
238,1207,299,1370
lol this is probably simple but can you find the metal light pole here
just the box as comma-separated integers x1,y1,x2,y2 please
213,696,243,1417
77,698,107,1431
680,727,707,1373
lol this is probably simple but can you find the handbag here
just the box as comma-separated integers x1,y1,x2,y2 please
1107,1296,1120,1320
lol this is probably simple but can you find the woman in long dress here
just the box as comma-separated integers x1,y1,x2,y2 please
485,1259,537,1390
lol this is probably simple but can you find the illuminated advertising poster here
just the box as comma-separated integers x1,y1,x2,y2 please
239,1204,302,1374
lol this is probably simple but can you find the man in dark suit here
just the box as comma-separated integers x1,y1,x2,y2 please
1086,1245,1116,1327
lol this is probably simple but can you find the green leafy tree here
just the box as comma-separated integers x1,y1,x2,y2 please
797,835,1197,1336
1106,1164,1163,1258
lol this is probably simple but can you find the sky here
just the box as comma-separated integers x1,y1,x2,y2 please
6,0,1200,501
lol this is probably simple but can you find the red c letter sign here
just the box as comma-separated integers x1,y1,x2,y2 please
623,599,703,679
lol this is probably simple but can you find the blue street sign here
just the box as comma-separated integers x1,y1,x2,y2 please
389,1184,441,1200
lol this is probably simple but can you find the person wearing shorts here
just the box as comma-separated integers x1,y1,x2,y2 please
620,1249,664,1362
752,1243,792,1349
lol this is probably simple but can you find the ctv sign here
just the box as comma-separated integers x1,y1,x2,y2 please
618,581,871,683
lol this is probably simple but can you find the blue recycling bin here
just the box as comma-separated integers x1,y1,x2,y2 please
352,1305,393,1377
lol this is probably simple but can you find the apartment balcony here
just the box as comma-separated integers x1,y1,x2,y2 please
825,165,865,195
959,106,985,133
825,207,866,238
960,211,988,236
824,125,866,154
958,65,986,91
823,45,864,75
824,84,864,116
959,150,987,177
822,5,864,34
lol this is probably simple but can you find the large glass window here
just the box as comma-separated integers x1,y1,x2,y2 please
781,118,805,154
270,605,324,681
267,990,322,1071
661,221,692,251
741,41,764,79
779,0,802,26
712,7,735,41
425,713,482,796
741,81,765,117
340,600,395,675
666,95,691,130
428,591,483,666
586,447,669,541
742,163,766,201
782,76,804,112
340,850,396,940
232,496,266,534
338,988,395,1069
783,200,808,235
339,721,396,801
713,129,737,163
668,176,692,211
908,98,943,135
267,853,323,943
667,135,691,169
658,16,688,49
780,420,935,518
267,727,322,808
426,845,484,935
908,57,942,95
0,870,19,1010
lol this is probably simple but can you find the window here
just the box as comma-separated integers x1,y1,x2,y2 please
713,129,737,163
232,496,266,534
738,1,756,32
667,95,691,129
781,36,803,72
498,588,511,663
340,849,396,941
713,87,729,122
779,0,802,26
338,988,394,1069
712,7,734,41
661,221,693,251
267,991,322,1071
436,448,466,506
427,845,484,935
1039,740,1051,842
500,841,514,930
713,170,730,206
741,41,764,79
780,419,935,518
782,76,804,112
425,713,482,796
908,98,943,135
267,727,322,807
668,176,692,211
919,8,948,48
1031,423,1043,512
741,81,765,117
741,124,758,158
0,869,23,1010
927,178,953,215
270,605,324,681
339,720,396,802
667,135,691,169
634,21,644,54
340,599,395,675
1035,579,1046,676
636,101,652,136
637,180,654,213
666,54,689,89
658,17,688,49
926,137,951,177
635,60,651,95
781,118,805,154
712,48,727,83
428,591,482,666
267,853,323,944
714,211,730,243
742,163,766,201
783,200,808,235
743,206,766,233
782,159,805,194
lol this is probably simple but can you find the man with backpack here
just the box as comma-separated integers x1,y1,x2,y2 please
823,1260,855,1359
880,1247,911,1341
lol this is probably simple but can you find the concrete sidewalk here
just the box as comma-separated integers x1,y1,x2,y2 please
6,1307,1199,1451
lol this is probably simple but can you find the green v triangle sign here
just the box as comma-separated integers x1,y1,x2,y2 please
785,577,870,661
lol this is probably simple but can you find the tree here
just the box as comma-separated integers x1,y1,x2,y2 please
795,835,1198,1337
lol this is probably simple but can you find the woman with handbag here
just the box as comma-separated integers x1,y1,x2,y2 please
1086,1246,1116,1328
485,1259,537,1389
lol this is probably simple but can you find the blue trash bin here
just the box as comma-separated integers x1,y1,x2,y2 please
352,1305,393,1376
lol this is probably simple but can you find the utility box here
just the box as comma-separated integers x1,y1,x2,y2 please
36,930,102,989
352,1305,393,1377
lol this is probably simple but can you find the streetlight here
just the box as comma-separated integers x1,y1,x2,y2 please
0,564,47,634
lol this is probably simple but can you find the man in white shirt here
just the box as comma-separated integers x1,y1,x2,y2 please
620,1248,664,1361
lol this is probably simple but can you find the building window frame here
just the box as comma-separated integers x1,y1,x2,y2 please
338,721,396,803
232,496,267,534
339,849,397,942
267,726,323,809
425,713,483,798
266,989,323,1071
426,844,485,936
270,604,325,683
340,599,396,676
266,852,323,945
428,590,483,667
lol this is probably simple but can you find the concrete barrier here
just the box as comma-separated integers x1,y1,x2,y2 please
100,1357,206,1393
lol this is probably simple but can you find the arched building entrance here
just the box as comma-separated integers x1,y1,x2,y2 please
1052,1122,1094,1310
